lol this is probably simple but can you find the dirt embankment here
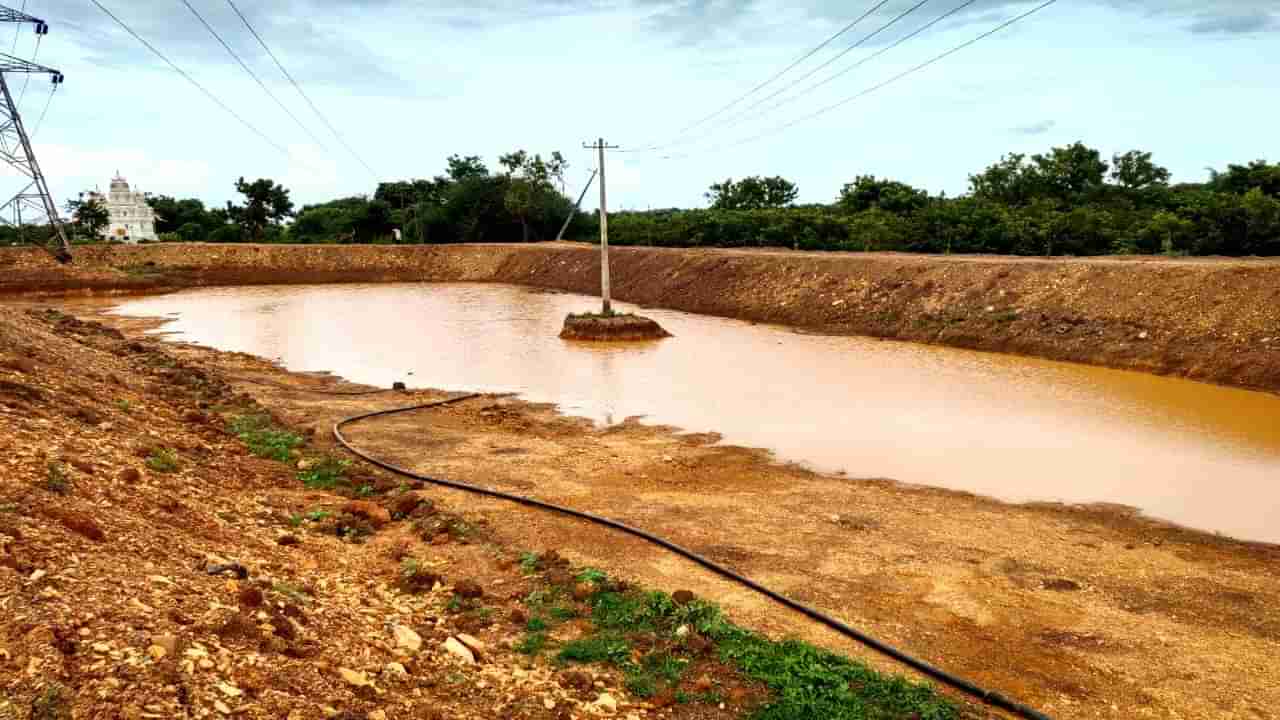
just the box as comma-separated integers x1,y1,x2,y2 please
3,243,1279,393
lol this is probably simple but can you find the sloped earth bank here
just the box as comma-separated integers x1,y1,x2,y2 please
1,243,1278,393
7,305,1278,720
0,307,966,720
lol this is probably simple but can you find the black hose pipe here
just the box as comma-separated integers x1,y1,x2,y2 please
333,394,1055,720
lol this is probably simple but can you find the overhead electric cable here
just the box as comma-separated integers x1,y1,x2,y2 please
89,0,291,157
222,0,378,179
16,32,38,106
30,81,54,138
711,0,980,138
682,0,1058,158
636,0,892,150
178,0,330,153
8,0,24,53
650,0,936,152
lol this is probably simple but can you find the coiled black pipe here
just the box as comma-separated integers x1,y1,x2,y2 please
333,394,1055,720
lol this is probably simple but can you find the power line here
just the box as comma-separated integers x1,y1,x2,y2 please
635,0,892,151
30,80,54,138
8,0,24,54
89,0,291,157
711,0,980,139
655,0,937,152
177,0,330,154
222,0,378,179
16,32,38,107
681,0,1059,158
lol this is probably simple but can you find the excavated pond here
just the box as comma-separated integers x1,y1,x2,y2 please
105,282,1280,543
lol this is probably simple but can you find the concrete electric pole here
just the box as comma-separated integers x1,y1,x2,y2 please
583,138,618,315
0,6,70,262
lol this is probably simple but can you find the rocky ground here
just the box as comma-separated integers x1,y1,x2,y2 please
0,307,969,720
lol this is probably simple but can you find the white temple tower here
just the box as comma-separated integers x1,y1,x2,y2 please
88,172,159,243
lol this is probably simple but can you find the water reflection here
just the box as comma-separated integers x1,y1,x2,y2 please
108,283,1280,543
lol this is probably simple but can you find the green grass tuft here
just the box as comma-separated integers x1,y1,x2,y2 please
516,631,548,656
556,634,631,666
43,463,71,494
228,414,303,462
145,448,180,474
298,456,351,490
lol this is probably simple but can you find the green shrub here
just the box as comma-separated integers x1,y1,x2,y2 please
227,414,303,462
44,463,71,494
145,448,180,474
298,456,350,489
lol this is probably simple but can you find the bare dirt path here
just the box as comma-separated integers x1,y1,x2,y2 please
151,335,1280,720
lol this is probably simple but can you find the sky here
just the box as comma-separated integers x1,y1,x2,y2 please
3,0,1277,215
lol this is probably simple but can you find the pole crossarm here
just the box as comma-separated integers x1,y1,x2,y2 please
0,52,62,77
0,7,46,26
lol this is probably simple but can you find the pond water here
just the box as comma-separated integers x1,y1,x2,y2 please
108,283,1280,543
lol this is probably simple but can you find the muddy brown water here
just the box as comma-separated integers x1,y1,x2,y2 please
102,282,1280,544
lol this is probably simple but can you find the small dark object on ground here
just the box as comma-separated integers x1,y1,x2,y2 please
206,562,249,579
393,382,406,391
560,312,671,342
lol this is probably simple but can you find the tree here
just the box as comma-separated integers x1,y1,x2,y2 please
498,150,566,242
1241,188,1280,255
1208,160,1280,198
969,153,1039,205
227,177,294,241
65,195,110,240
706,176,798,210
971,143,1108,205
837,176,928,215
1029,142,1109,201
1110,151,1170,190
147,195,210,234
445,155,489,183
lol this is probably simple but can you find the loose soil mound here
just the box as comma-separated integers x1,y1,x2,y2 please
559,313,671,341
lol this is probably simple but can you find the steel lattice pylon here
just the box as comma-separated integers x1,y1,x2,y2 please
0,7,70,262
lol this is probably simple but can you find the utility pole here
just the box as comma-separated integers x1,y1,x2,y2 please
583,138,618,315
0,6,70,262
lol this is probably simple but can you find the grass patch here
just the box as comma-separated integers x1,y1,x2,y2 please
145,448,180,474
30,683,70,720
519,551,540,574
227,413,303,462
566,576,957,720
43,463,71,494
718,633,956,720
625,651,689,699
305,509,332,522
556,634,631,666
565,310,636,320
272,582,311,603
515,631,548,656
577,567,608,585
298,456,351,490
115,399,132,413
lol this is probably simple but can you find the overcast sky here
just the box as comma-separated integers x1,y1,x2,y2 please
4,0,1277,214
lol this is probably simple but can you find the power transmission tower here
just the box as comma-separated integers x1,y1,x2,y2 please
582,138,618,314
0,6,70,263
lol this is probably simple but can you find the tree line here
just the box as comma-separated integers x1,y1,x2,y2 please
607,145,1280,256
38,142,1280,257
